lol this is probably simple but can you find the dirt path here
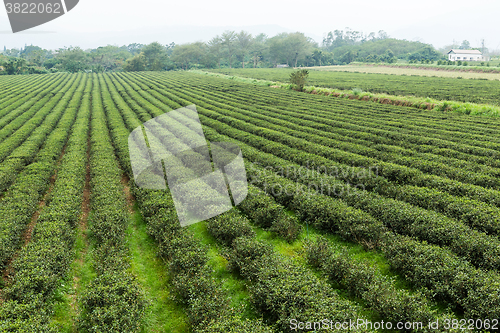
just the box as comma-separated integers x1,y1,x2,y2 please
121,173,134,214
67,135,91,330
0,144,67,299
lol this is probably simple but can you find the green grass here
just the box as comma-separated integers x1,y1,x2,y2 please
50,217,96,332
188,221,258,320
127,205,190,333
249,214,451,317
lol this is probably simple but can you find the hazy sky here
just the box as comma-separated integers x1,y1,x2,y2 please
1,0,499,50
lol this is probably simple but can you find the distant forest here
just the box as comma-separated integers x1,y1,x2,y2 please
0,28,458,74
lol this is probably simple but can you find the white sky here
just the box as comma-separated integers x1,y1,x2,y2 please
1,0,499,50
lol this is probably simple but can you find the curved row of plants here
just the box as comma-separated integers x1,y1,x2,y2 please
199,69,500,118
173,106,500,272
0,75,89,331
97,73,275,332
0,73,56,109
212,114,500,268
149,73,500,173
0,74,72,157
113,72,500,318
141,83,500,236
0,74,82,196
0,74,84,272
146,74,500,190
76,75,147,333
108,69,432,330
159,72,500,164
205,208,368,332
127,89,470,328
0,74,61,126
238,185,447,331
134,72,500,182
207,68,500,106
103,71,364,331
118,73,500,240
169,72,500,145
242,156,500,320
0,72,44,95
0,73,67,137
156,75,500,182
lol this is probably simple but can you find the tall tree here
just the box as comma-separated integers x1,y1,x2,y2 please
208,35,223,69
123,53,146,71
127,43,144,55
171,42,206,70
459,40,471,50
141,42,169,71
222,30,237,68
284,32,313,67
56,47,88,72
236,31,253,68
267,33,286,66
250,34,267,68
312,49,323,66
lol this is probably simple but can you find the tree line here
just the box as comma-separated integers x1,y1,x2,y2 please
0,28,449,74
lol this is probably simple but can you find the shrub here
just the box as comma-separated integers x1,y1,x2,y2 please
79,272,147,333
228,237,273,279
289,69,309,92
269,213,302,243
172,267,230,326
352,87,363,96
239,186,302,242
206,209,255,246
306,236,438,327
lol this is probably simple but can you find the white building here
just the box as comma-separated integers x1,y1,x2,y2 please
447,49,485,61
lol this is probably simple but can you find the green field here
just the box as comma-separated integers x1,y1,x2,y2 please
1,72,500,332
208,68,500,106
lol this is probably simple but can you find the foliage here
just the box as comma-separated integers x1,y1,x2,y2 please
238,185,302,242
289,69,309,91
0,74,91,329
90,72,273,331
206,209,255,246
0,30,444,73
125,70,500,319
123,53,146,71
79,272,146,333
3,70,500,330
209,68,500,106
306,236,439,329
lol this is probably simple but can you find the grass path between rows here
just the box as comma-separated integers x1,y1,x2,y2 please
250,211,451,318
51,129,93,332
126,204,190,333
122,176,189,333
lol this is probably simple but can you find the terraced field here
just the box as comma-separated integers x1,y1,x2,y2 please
1,71,500,332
